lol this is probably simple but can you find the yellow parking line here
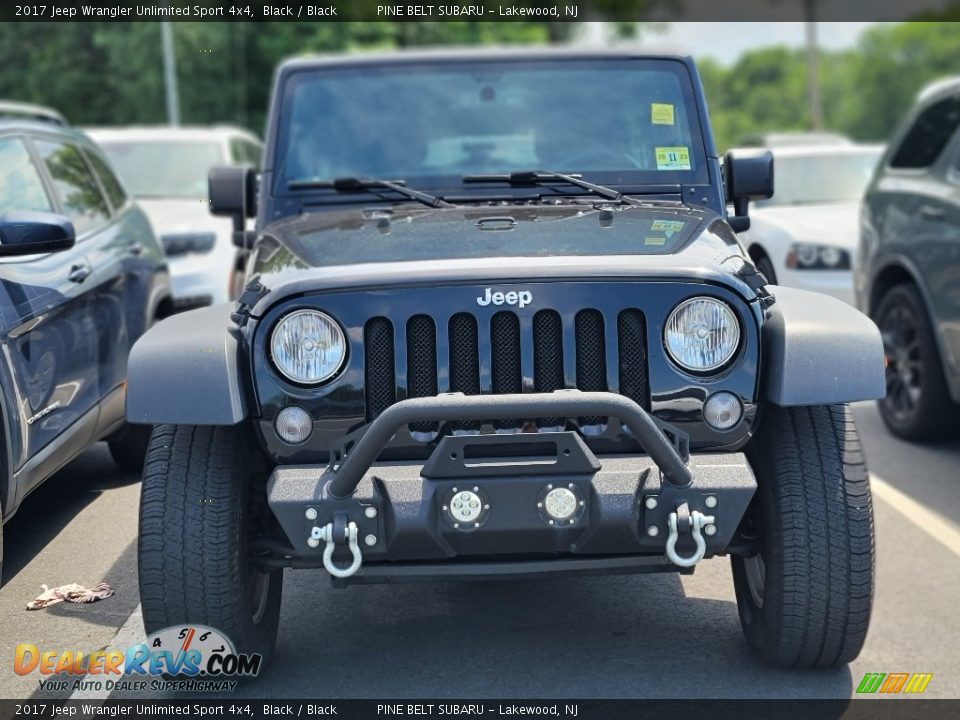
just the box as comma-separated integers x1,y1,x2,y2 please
870,475,960,559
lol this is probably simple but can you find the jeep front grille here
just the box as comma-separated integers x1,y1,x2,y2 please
363,307,650,433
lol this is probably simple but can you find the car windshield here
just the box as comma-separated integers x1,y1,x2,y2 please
756,150,882,206
97,139,224,199
276,58,709,195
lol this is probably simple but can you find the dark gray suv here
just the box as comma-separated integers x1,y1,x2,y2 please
858,77,960,440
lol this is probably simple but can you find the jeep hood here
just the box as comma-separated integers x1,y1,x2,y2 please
247,204,758,314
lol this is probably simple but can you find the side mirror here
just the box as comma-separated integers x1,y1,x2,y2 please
0,211,76,256
723,149,774,233
209,166,257,248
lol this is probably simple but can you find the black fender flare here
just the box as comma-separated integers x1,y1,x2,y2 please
126,303,248,426
761,286,885,407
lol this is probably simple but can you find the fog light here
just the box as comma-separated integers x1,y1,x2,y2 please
703,392,742,430
449,490,483,523
275,406,312,444
543,487,578,521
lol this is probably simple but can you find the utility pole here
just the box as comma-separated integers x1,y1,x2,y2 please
161,21,180,126
804,3,823,130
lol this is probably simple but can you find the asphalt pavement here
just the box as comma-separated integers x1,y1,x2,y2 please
1,402,958,700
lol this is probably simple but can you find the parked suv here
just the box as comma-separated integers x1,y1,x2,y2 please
0,112,170,578
87,126,263,308
858,77,960,439
128,50,885,670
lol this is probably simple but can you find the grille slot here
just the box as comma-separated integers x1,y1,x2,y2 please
618,310,650,411
364,317,395,421
533,310,565,428
406,315,438,433
575,309,607,426
491,312,522,429
448,313,481,431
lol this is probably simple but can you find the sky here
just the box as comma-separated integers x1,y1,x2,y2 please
576,22,886,65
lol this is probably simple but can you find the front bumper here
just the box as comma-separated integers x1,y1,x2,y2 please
264,391,757,582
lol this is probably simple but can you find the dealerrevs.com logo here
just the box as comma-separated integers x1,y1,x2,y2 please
15,625,261,693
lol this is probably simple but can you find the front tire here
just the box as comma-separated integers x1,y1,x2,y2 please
733,404,874,668
138,424,282,664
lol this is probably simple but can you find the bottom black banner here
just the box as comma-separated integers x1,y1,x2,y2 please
1,700,958,720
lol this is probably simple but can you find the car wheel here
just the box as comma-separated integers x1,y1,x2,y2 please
107,425,153,473
755,253,778,285
875,283,959,440
732,403,874,668
138,424,282,664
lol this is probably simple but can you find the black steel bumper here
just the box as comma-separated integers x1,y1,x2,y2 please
264,391,756,582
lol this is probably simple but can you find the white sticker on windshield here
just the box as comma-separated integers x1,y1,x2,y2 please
655,146,691,171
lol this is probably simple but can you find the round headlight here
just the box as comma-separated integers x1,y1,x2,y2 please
664,297,741,372
270,310,346,385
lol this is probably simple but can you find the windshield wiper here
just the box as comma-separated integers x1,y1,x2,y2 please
288,176,455,209
463,170,642,206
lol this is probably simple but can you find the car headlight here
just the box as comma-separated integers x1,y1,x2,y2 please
786,243,851,270
270,309,346,385
664,297,741,372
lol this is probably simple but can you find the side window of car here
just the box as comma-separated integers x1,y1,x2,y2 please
33,139,111,235
0,136,54,215
84,148,129,211
889,95,960,170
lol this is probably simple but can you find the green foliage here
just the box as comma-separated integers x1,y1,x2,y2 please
699,22,960,152
1,20,958,150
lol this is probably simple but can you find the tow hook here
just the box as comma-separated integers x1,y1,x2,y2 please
310,515,363,579
665,502,715,568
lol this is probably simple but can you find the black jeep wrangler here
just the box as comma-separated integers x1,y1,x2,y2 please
127,50,885,671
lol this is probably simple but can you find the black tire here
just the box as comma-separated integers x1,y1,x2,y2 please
732,404,874,669
108,425,153,473
874,283,959,440
754,253,778,285
138,424,282,665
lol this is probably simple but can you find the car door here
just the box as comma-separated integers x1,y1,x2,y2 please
935,135,960,383
0,134,100,496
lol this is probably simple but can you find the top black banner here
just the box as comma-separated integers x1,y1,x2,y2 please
4,0,959,23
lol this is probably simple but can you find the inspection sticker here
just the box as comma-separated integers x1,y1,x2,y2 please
655,146,691,171
651,220,686,235
651,103,675,125
644,237,667,246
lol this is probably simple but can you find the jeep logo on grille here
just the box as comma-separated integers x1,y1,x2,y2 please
476,288,533,309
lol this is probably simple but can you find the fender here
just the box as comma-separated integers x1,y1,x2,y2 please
126,303,247,426
762,286,885,407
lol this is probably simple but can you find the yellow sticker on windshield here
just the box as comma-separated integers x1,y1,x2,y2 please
651,220,686,234
651,103,675,125
655,146,691,171
644,237,667,246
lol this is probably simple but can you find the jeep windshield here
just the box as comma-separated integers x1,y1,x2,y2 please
276,57,710,200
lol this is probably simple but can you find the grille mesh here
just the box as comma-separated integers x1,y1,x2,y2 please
448,313,480,431
575,309,607,426
618,310,650,411
363,303,650,437
533,310,565,427
364,317,395,421
406,315,437,433
491,312,522,428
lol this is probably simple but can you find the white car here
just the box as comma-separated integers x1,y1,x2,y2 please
86,126,262,308
739,144,883,306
